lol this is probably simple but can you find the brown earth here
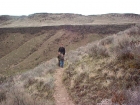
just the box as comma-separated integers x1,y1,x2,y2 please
0,24,134,76
0,13,140,105
54,68,75,105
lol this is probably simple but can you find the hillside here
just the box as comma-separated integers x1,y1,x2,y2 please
0,26,139,105
0,13,140,105
63,26,140,105
0,13,140,27
0,24,134,76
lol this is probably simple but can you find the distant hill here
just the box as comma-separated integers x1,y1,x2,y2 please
0,13,140,27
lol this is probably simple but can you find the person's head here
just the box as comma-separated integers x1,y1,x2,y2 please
60,43,63,47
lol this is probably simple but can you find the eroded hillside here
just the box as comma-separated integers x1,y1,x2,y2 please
0,24,134,76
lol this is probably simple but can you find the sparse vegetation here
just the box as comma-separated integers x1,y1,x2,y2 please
0,14,140,105
0,58,57,105
0,25,110,76
0,91,6,103
125,86,140,105
0,88,47,105
89,44,109,58
0,75,6,84
63,26,140,105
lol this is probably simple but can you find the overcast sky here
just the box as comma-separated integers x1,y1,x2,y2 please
0,0,139,16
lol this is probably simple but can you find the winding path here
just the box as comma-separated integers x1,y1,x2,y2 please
54,68,75,105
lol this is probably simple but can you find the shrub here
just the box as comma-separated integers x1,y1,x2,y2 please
0,75,6,84
117,26,140,36
98,35,114,46
0,90,47,105
89,44,109,58
0,91,6,103
109,34,140,61
24,78,38,88
125,86,140,105
125,26,139,35
132,47,140,67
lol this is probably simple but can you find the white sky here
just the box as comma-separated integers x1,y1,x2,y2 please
0,0,139,16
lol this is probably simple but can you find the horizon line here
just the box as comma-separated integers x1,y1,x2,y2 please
0,12,140,17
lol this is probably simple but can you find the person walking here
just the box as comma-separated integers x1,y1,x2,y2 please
58,43,65,67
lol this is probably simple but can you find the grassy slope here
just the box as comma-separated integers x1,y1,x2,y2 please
0,58,58,105
0,32,50,75
0,24,134,76
0,33,31,58
0,25,139,105
11,30,65,71
63,26,140,105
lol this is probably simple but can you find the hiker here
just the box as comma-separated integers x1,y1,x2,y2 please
58,43,65,67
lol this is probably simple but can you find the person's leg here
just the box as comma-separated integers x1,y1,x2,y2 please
61,60,64,68
58,60,60,67
59,60,62,67
57,55,60,67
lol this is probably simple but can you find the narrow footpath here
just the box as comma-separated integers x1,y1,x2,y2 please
54,68,75,105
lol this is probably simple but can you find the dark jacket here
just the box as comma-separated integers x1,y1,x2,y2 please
58,47,65,55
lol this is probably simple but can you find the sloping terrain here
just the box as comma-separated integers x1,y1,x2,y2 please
54,68,75,105
0,13,140,105
0,58,58,105
63,26,140,105
0,13,140,27
0,26,139,105
0,24,134,76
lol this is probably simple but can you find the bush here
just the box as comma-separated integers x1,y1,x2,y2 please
98,35,114,46
0,90,47,105
24,78,38,88
110,34,139,61
0,75,6,84
132,47,140,67
0,91,6,103
0,81,54,105
89,44,109,58
117,26,140,36
88,27,140,60
125,86,140,105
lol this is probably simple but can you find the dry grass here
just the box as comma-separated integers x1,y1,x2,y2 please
63,26,140,105
0,58,58,105
0,25,108,77
0,21,139,105
0,87,49,105
0,32,50,75
125,86,140,105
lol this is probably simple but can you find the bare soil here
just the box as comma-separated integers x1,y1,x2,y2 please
54,68,75,105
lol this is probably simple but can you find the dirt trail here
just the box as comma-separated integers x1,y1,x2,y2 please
54,68,75,105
